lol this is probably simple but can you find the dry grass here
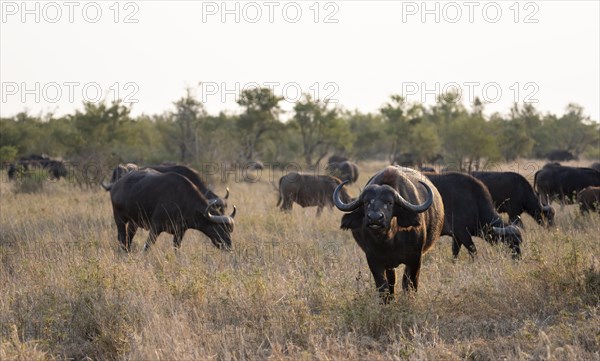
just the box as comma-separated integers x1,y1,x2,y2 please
1,161,599,360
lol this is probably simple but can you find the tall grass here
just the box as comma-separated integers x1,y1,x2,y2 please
0,162,598,360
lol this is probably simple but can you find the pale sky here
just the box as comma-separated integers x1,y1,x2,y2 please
1,0,599,121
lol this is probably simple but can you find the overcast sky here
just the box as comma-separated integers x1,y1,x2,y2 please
1,1,599,121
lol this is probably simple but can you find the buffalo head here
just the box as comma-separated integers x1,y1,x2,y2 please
490,225,523,258
204,199,236,250
539,205,555,227
333,180,433,232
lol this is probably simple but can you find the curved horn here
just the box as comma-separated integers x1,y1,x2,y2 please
394,181,433,213
205,200,234,225
333,180,362,212
230,205,237,219
101,181,112,191
224,187,230,200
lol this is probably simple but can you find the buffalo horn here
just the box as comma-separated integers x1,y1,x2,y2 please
205,200,235,225
333,180,362,212
394,181,433,213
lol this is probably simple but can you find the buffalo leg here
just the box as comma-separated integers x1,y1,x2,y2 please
402,258,421,291
539,193,550,207
451,234,462,258
453,229,477,258
116,218,129,252
126,223,137,250
316,205,323,217
281,197,293,212
366,255,390,301
173,232,183,249
386,269,396,295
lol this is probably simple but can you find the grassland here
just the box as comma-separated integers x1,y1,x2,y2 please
1,161,599,360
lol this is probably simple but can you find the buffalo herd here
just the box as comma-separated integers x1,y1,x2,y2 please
6,156,599,298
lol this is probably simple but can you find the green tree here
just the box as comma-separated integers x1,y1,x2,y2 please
0,145,18,163
380,95,422,163
407,121,441,167
171,89,208,162
66,100,132,156
0,112,47,156
491,103,539,161
442,101,500,171
292,94,347,166
555,104,598,157
236,87,283,162
345,110,387,160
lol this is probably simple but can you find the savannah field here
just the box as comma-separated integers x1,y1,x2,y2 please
0,160,599,361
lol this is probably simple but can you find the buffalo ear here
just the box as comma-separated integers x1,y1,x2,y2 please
393,207,421,228
341,210,364,230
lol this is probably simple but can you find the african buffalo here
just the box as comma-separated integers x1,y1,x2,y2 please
471,171,555,227
334,166,444,297
326,160,359,184
8,155,67,180
546,150,577,162
534,163,600,204
577,186,600,213
103,164,229,214
425,172,523,258
109,169,236,251
277,172,351,216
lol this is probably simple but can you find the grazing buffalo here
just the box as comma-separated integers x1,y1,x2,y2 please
471,171,555,227
277,172,351,216
425,172,523,259
103,164,229,214
334,166,444,297
326,160,359,184
8,154,67,180
109,169,236,251
534,163,600,204
577,186,600,213
546,150,577,162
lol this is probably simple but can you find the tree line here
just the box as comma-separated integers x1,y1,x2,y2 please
1,87,598,174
